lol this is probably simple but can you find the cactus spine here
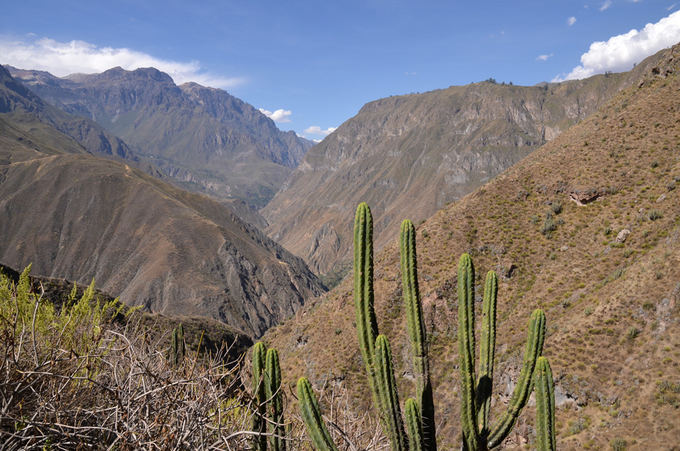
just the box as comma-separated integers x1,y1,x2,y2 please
534,357,556,451
400,219,436,451
265,348,285,451
252,342,267,451
297,377,339,451
170,323,185,366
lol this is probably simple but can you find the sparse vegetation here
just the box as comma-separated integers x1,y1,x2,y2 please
0,266,258,449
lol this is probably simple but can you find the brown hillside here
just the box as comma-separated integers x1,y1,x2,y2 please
263,47,667,277
0,114,325,338
264,44,680,449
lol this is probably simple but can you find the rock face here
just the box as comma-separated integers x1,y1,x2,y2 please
0,68,325,337
262,53,664,275
8,66,313,208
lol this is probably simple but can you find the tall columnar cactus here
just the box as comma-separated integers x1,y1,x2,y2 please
400,219,436,451
486,308,546,448
170,323,185,366
297,204,555,451
265,348,286,451
252,342,267,451
477,271,497,437
354,203,379,395
457,254,482,450
297,377,339,451
534,357,556,451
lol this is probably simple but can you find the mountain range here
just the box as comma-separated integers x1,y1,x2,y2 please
263,49,667,277
8,65,313,209
263,43,680,448
0,65,325,337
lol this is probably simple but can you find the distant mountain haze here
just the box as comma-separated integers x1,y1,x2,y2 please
263,49,668,276
8,65,313,209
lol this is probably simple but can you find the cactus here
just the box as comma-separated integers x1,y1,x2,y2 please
486,308,545,448
252,342,267,451
374,334,408,450
400,219,436,450
534,357,556,451
296,204,554,451
457,254,482,450
297,377,339,451
405,398,424,451
170,323,185,366
354,203,379,395
476,271,497,437
265,348,285,451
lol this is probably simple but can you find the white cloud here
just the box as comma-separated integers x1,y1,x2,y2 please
669,3,677,10
303,126,337,137
568,16,577,26
537,53,554,61
0,36,245,89
555,10,680,81
259,108,292,123
600,0,613,11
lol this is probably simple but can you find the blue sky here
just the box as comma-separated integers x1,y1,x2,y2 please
2,1,679,140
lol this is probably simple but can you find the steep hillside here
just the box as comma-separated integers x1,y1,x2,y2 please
263,48,666,276
8,66,313,208
264,44,680,449
0,113,325,337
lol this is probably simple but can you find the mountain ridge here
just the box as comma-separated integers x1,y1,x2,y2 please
263,47,669,277
0,67,326,337
8,65,313,208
